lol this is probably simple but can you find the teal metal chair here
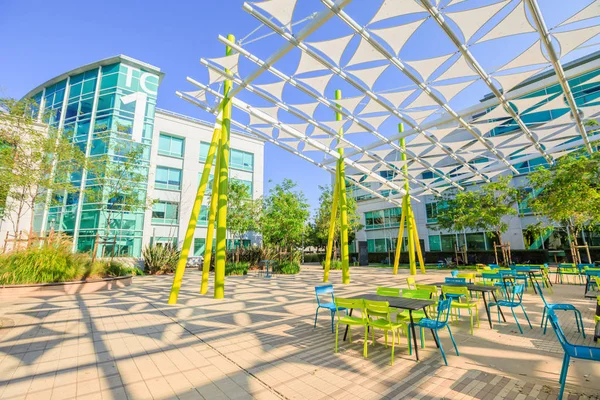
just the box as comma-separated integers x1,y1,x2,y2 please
314,285,345,332
535,282,585,338
487,284,532,334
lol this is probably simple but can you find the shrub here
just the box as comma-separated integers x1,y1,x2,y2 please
274,261,300,274
321,259,342,270
303,253,325,263
225,262,249,276
142,244,180,274
0,239,140,285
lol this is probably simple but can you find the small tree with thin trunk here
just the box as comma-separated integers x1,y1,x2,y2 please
227,179,261,260
0,98,85,239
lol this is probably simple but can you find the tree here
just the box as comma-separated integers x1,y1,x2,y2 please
313,184,363,257
435,176,522,246
0,98,85,237
85,136,153,252
528,150,600,245
227,179,261,253
261,179,310,253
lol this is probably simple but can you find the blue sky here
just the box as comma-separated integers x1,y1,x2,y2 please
0,0,595,212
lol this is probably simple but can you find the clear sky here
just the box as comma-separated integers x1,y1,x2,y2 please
0,0,595,212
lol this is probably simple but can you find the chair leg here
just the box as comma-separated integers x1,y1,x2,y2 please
420,327,425,349
314,307,320,329
558,354,570,400
544,312,550,334
521,305,533,329
469,308,474,335
574,310,586,338
435,330,447,366
363,325,368,358
384,331,388,347
330,312,335,333
476,308,480,328
335,324,339,353
540,306,547,330
511,308,523,334
390,330,396,366
447,325,459,356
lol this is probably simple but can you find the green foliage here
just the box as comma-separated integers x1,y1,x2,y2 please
321,259,342,270
528,151,600,241
435,176,522,243
0,239,139,285
227,180,261,246
0,98,85,234
273,261,300,274
310,184,363,251
226,246,262,266
261,179,310,250
142,243,180,274
225,262,249,276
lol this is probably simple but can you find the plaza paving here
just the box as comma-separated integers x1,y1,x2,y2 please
0,265,599,400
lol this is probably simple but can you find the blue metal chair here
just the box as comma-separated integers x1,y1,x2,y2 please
445,277,466,285
314,285,345,332
487,284,532,334
488,264,500,269
547,309,600,400
450,270,459,277
535,282,585,338
514,266,531,291
408,298,459,366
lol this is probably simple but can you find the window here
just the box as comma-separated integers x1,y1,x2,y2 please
465,233,486,250
199,141,211,162
193,238,205,256
367,238,393,253
440,234,457,252
233,178,253,195
425,202,438,223
428,235,441,251
152,201,179,225
155,166,182,190
198,205,209,226
364,207,401,230
158,134,184,157
230,148,254,171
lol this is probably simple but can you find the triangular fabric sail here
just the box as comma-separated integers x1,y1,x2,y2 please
510,94,550,114
255,105,279,120
430,127,459,140
360,97,389,114
387,160,409,169
379,89,415,108
208,68,226,85
207,53,240,75
310,136,337,148
498,41,548,72
348,64,389,89
254,80,287,101
371,148,394,159
484,132,518,147
253,0,297,30
477,1,536,43
403,108,438,123
321,119,346,132
527,94,567,114
369,0,426,24
291,101,320,118
282,140,300,151
343,122,368,135
442,129,473,143
472,119,505,135
302,142,324,153
405,53,454,82
184,90,207,104
492,67,546,92
408,90,439,109
347,37,388,66
335,140,355,149
333,95,364,113
277,124,306,139
553,25,600,59
432,79,476,102
294,50,326,76
360,114,390,129
253,125,274,137
475,105,510,121
435,56,475,82
445,1,508,43
297,73,333,95
370,19,426,55
307,34,354,66
558,1,600,27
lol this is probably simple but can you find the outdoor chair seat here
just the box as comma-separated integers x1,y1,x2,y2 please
535,282,585,338
415,318,446,330
369,317,405,331
339,315,365,326
314,285,346,332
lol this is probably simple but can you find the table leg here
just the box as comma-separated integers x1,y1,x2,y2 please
409,310,419,361
585,275,590,297
529,272,537,294
490,290,507,322
343,308,353,341
482,292,493,329
423,308,439,348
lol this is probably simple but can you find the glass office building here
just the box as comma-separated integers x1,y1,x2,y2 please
22,55,265,257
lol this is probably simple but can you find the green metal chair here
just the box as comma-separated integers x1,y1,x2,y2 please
397,289,431,348
442,285,480,334
334,298,368,357
364,299,409,365
376,287,401,297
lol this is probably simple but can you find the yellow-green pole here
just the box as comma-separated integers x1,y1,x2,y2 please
399,123,417,275
323,174,339,282
335,90,350,284
410,209,426,274
201,135,223,294
214,34,235,299
168,127,222,304
393,196,407,274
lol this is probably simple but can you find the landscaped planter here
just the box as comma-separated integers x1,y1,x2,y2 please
0,275,133,298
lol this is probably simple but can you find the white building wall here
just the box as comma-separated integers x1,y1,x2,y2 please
144,109,265,250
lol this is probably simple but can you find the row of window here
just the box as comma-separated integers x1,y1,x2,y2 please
364,207,402,230
154,166,254,194
158,134,255,172
428,232,497,252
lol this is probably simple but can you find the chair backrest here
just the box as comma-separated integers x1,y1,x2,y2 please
457,272,475,281
515,266,531,273
546,309,573,355
365,299,391,320
585,268,600,277
451,270,459,277
402,289,431,299
376,287,401,297
445,277,466,285
406,276,416,289
435,298,453,325
509,284,525,303
415,284,438,299
595,276,600,288
334,298,365,316
315,285,334,306
488,264,500,269
498,269,513,276
481,271,500,281
441,285,470,301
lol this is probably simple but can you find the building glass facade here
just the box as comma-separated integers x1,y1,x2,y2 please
30,58,161,257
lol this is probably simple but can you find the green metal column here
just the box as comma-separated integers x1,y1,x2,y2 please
335,90,350,284
323,177,339,282
168,127,221,304
201,131,223,294
214,34,235,299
